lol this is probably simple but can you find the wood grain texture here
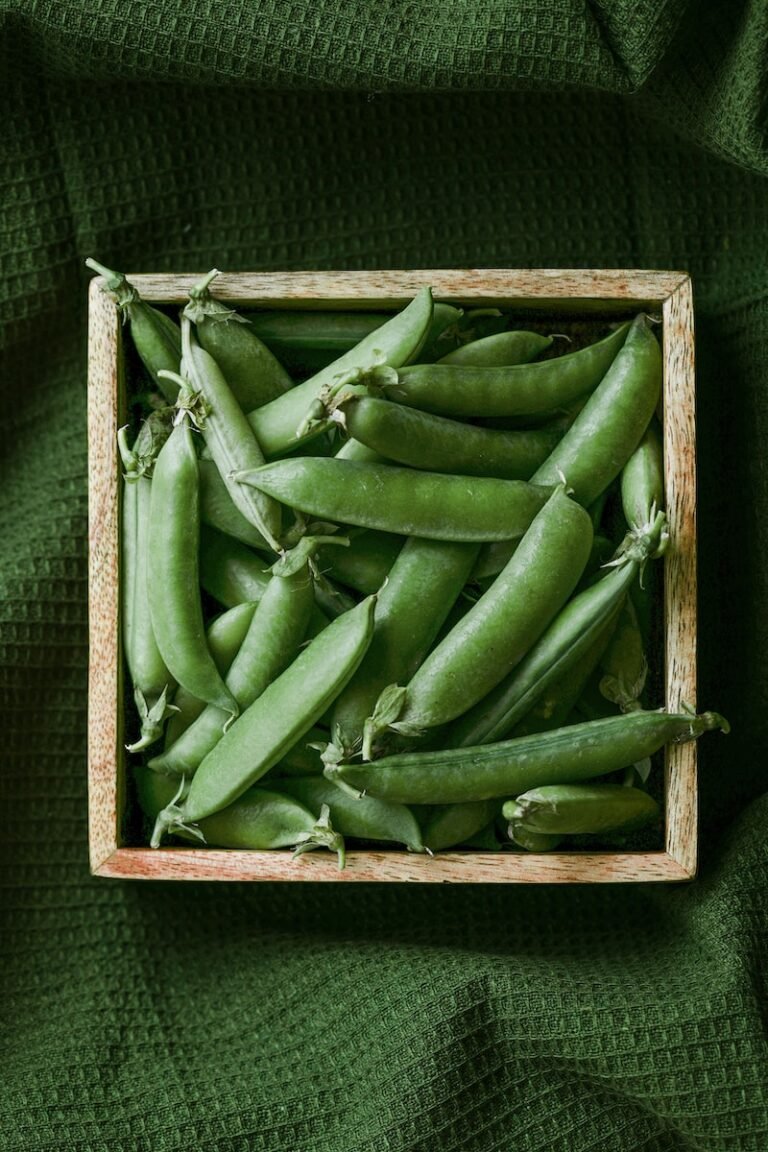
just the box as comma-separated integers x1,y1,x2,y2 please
93,847,691,883
87,269,697,883
87,282,121,873
662,279,698,877
115,269,689,309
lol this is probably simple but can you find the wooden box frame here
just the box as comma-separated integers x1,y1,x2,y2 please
88,269,695,882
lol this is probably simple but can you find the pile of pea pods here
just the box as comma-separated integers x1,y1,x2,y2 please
88,260,728,868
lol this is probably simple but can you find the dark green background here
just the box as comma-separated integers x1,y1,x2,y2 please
2,2,767,1149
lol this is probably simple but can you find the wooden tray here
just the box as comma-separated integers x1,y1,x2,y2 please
88,269,695,882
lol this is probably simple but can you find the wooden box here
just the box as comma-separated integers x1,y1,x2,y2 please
88,269,695,882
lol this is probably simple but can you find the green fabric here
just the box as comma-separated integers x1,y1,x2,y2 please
2,2,767,1148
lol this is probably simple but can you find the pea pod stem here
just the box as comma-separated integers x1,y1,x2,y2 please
86,259,182,403
183,270,293,409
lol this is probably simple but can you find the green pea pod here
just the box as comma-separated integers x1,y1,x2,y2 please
276,776,424,853
390,323,629,418
245,302,459,376
151,595,376,844
422,800,499,853
316,530,403,595
447,536,658,748
164,602,258,748
198,526,329,637
199,458,274,552
437,330,553,366
503,784,660,836
334,438,386,463
509,613,618,739
180,317,283,551
86,259,182,403
508,826,563,852
621,418,668,560
529,315,662,507
265,728,327,777
136,769,344,866
149,546,315,777
329,537,480,761
147,406,238,719
325,710,729,805
371,486,593,742
235,458,553,542
199,525,272,608
331,395,562,480
246,286,434,457
118,426,177,752
420,308,508,362
183,270,293,408
404,302,468,363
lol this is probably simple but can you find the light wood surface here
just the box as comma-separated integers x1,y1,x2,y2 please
662,279,698,877
87,269,697,883
87,280,122,873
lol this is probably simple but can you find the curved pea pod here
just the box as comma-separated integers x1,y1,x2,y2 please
369,486,593,743
147,406,238,719
334,438,386,464
326,710,729,805
406,302,469,362
277,776,424,852
244,308,393,375
235,458,553,542
149,546,315,778
246,286,434,457
317,530,403,595
447,547,646,748
265,727,327,777
331,395,561,480
86,259,182,403
136,769,345,866
509,613,618,739
421,800,499,853
389,323,629,419
164,602,258,748
328,537,480,761
529,314,662,507
437,330,553,366
151,595,376,845
198,526,330,637
199,458,274,552
508,826,563,852
179,317,283,551
118,425,177,752
621,418,664,527
183,270,292,408
503,784,660,837
199,525,271,608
